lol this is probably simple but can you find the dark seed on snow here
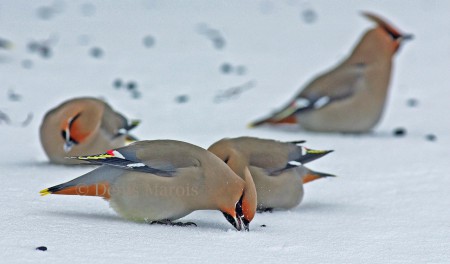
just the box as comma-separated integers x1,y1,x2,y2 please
40,46,51,58
36,246,47,251
301,8,317,24
260,224,266,227
143,35,155,48
175,95,189,104
212,37,225,50
127,82,137,90
407,98,419,107
113,79,122,88
90,47,103,58
393,128,406,137
221,63,232,74
426,134,436,142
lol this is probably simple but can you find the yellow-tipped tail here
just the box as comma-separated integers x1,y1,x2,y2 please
39,188,51,196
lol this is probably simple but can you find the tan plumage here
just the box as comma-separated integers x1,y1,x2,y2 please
208,137,333,210
40,140,257,231
249,12,413,133
40,97,139,164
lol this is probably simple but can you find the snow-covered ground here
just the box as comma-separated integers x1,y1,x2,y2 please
1,1,449,263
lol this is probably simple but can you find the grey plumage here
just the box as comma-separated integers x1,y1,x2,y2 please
249,12,412,133
41,140,256,231
208,137,334,210
40,97,139,164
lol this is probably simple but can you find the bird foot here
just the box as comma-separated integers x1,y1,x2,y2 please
257,208,273,213
147,219,197,227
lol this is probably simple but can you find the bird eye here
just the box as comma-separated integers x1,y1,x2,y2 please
61,130,67,140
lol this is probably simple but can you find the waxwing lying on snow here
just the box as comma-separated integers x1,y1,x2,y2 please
208,137,334,211
40,97,139,164
40,140,257,231
249,12,413,133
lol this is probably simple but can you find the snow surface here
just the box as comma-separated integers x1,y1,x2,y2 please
1,1,449,263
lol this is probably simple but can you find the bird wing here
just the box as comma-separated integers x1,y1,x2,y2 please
69,141,203,177
100,102,140,139
250,63,366,126
69,149,175,176
295,63,366,112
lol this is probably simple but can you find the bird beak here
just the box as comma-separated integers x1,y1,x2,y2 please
235,197,250,231
299,147,333,164
222,193,251,231
222,211,243,231
400,34,414,41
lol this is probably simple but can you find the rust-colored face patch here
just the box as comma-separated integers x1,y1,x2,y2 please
60,112,90,146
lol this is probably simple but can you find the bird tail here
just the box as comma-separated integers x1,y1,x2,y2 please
39,166,124,199
248,115,297,128
40,181,110,198
302,169,335,184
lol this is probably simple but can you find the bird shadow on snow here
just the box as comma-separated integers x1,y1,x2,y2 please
253,125,396,139
44,210,128,224
43,210,237,231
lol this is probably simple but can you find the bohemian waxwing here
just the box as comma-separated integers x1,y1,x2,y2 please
208,137,333,211
40,140,257,231
249,12,413,133
40,97,139,164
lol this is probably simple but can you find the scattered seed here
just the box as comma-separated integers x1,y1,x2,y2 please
143,35,155,48
301,8,317,24
212,37,225,50
197,24,226,50
8,90,22,101
407,98,419,107
113,79,123,89
0,38,13,49
393,128,406,137
0,111,11,124
127,81,137,90
214,80,255,103
260,224,267,227
425,134,436,142
36,246,47,251
22,113,33,127
220,63,232,74
40,46,52,58
90,47,103,58
175,95,189,104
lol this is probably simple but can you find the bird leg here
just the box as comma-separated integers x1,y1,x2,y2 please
147,219,197,227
